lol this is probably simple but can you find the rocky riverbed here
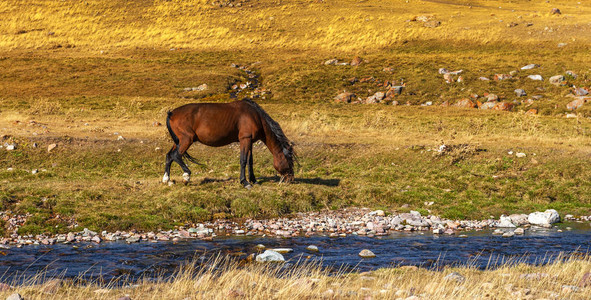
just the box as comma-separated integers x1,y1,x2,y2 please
0,208,586,248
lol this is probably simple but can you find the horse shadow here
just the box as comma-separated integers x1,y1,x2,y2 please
198,176,340,187
257,176,340,187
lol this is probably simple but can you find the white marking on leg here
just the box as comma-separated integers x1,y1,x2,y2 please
162,173,170,183
182,172,190,183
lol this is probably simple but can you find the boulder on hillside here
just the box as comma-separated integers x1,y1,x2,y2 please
334,92,356,103
454,98,477,108
493,102,514,111
566,98,588,110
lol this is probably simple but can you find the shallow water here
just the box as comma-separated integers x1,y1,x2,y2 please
1,222,590,283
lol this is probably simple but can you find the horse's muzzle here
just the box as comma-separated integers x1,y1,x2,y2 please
279,174,294,184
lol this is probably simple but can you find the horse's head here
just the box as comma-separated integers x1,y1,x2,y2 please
274,146,295,183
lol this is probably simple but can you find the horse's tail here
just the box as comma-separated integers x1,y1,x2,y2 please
166,110,202,165
166,111,179,146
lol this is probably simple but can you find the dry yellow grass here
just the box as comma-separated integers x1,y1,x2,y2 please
2,254,591,299
0,0,590,52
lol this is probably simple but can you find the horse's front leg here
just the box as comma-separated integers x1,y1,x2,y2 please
239,138,253,189
248,150,257,185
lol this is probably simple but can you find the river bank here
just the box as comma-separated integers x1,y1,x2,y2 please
1,208,588,248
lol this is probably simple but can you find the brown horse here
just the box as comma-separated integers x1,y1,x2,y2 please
163,98,296,188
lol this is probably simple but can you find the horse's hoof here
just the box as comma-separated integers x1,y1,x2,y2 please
168,180,175,186
244,184,252,190
182,172,190,184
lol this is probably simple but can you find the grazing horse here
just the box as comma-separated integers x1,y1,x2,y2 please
163,98,296,188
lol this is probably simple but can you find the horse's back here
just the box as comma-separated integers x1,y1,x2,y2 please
170,101,263,146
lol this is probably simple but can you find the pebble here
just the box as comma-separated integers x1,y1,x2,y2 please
514,228,525,235
359,249,376,258
514,89,526,97
306,245,319,252
272,248,293,254
502,231,515,237
47,143,57,152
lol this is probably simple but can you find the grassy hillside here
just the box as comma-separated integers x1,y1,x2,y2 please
1,0,591,233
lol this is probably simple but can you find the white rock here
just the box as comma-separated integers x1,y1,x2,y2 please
528,209,560,226
6,293,24,300
527,75,543,81
256,250,285,262
521,64,539,70
516,152,526,158
498,215,516,228
514,228,525,235
272,248,293,254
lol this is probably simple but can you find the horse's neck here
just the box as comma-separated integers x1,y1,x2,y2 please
264,133,283,156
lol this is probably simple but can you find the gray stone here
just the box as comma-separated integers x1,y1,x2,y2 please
368,210,385,216
549,75,565,86
527,75,543,81
335,92,356,103
324,59,338,65
306,245,319,252
502,231,515,237
374,92,385,101
256,250,284,262
390,86,404,95
509,214,529,226
514,89,526,97
125,236,140,243
574,88,588,96
444,272,465,283
359,249,376,258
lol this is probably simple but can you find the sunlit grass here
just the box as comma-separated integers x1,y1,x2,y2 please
2,254,591,299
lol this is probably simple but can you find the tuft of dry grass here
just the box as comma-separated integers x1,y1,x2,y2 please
2,254,591,299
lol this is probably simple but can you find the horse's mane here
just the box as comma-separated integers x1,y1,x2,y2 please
243,98,297,169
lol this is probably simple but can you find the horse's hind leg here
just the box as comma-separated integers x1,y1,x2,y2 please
175,139,193,184
163,145,176,183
